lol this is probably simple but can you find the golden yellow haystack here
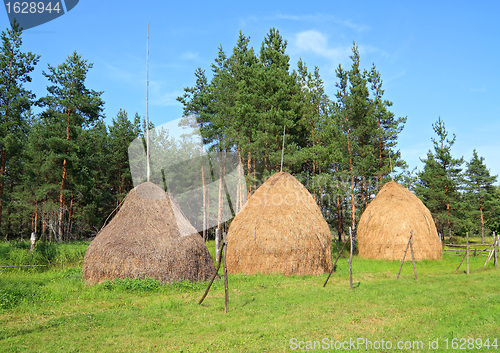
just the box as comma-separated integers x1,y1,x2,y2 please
82,182,216,284
357,181,442,261
226,172,332,276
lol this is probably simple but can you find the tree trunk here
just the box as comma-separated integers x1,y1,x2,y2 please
480,206,485,244
336,193,342,242
201,130,207,242
0,149,5,233
58,110,72,242
68,195,74,240
0,42,15,234
247,146,252,196
216,149,224,256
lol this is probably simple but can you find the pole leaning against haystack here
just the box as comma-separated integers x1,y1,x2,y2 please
397,230,418,281
146,22,151,182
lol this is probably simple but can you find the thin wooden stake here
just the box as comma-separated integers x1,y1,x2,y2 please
223,232,229,313
349,227,353,291
0,264,47,268
389,150,394,181
455,251,467,274
146,22,151,182
280,125,286,172
409,232,418,281
494,232,498,269
199,241,225,305
323,239,348,287
466,232,470,275
215,228,220,263
397,231,412,279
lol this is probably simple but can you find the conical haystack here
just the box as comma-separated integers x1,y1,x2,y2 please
227,172,332,276
83,182,216,284
357,181,442,261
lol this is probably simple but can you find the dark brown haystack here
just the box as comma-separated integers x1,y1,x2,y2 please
83,182,216,284
357,181,442,261
227,172,332,276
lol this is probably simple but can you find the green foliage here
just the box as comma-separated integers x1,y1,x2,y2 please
0,23,40,239
463,149,499,240
178,33,407,240
0,240,87,267
0,251,498,351
101,277,160,292
416,118,465,241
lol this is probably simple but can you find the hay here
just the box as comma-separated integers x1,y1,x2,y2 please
226,172,332,276
357,181,442,261
82,182,216,284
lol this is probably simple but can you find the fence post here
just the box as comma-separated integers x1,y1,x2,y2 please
495,232,498,269
409,232,418,281
349,227,353,291
215,228,220,264
466,232,469,275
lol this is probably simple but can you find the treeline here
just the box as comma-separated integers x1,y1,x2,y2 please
0,24,143,241
1,24,499,242
177,28,500,242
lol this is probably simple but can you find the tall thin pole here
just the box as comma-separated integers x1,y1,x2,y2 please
280,125,286,172
389,150,393,181
146,22,151,182
349,226,353,291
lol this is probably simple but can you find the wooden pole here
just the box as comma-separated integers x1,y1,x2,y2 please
409,231,418,281
280,125,286,172
146,22,151,182
397,232,412,279
494,232,498,269
455,251,467,274
215,228,220,264
323,239,349,287
349,227,353,291
223,232,229,313
199,241,225,305
0,264,47,268
466,232,470,275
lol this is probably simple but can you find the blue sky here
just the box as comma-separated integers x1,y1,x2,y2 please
2,1,499,181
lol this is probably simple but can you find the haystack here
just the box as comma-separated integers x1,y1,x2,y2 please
357,181,442,261
226,172,332,276
83,182,216,284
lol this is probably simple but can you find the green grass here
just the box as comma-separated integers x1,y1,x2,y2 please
0,240,498,352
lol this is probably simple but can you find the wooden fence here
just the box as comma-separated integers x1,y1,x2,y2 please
444,232,499,274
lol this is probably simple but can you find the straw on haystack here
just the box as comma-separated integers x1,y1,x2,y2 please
226,172,332,276
357,180,442,261
83,182,216,284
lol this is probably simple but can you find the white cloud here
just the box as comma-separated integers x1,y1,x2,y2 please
275,13,370,32
294,30,351,64
150,82,183,107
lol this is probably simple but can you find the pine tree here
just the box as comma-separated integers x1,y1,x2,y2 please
464,149,499,243
0,23,39,236
256,28,299,175
367,64,407,187
40,52,103,241
335,43,376,230
416,117,464,243
108,109,141,203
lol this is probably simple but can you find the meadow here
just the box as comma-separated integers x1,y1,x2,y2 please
0,239,498,352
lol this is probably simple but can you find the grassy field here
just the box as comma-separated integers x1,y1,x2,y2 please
0,239,498,352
